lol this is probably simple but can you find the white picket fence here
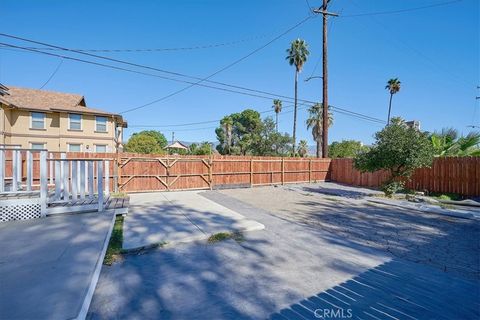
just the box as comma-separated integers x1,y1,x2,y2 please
0,146,111,221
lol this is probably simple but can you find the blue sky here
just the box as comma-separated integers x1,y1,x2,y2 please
1,0,478,145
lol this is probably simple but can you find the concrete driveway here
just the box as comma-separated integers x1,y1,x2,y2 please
123,191,264,250
0,211,114,320
89,184,480,319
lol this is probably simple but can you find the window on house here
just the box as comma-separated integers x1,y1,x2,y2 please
31,143,45,150
96,116,107,132
68,143,82,152
95,145,107,153
31,112,45,129
69,113,82,130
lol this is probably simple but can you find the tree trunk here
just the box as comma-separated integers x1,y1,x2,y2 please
316,137,321,158
387,93,393,125
276,112,279,132
292,70,298,156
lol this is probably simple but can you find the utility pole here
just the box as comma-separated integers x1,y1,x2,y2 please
314,1,337,158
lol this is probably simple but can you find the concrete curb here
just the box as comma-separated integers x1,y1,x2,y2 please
76,213,116,320
366,198,479,220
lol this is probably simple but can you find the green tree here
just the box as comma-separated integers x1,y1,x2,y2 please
329,140,369,158
251,117,292,156
430,128,480,156
385,78,401,124
189,142,212,155
215,110,263,155
125,134,163,154
298,140,309,157
272,99,282,132
355,117,434,196
306,103,333,158
135,130,168,149
215,111,291,156
286,39,309,155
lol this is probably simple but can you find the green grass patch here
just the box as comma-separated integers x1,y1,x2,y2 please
430,192,462,201
207,231,244,244
104,216,124,265
110,192,128,198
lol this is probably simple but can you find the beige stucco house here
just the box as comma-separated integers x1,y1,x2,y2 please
0,86,127,152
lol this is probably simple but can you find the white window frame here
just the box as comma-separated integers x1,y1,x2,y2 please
94,144,108,153
68,143,82,152
30,142,46,150
30,112,46,129
69,113,82,130
95,116,107,132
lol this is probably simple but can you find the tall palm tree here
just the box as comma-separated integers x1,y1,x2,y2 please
221,117,233,155
298,140,309,157
272,99,282,132
286,39,309,156
306,103,333,158
385,78,401,124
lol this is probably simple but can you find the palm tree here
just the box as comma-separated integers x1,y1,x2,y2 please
272,99,282,132
298,140,309,157
430,128,480,156
306,103,333,158
286,39,310,155
385,78,401,124
221,117,233,154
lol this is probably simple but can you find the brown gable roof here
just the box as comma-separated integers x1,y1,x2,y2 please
0,86,124,120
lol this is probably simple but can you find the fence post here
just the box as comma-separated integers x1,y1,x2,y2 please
0,149,4,192
88,161,94,199
26,151,32,191
40,151,47,217
71,161,78,200
49,153,54,185
63,159,69,201
12,150,18,191
105,160,110,196
60,153,66,194
208,158,213,190
250,158,253,187
281,157,285,185
80,161,86,199
54,159,61,200
97,161,104,212
16,150,22,186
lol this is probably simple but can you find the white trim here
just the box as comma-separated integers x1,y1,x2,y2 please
68,143,83,152
95,116,107,133
30,142,46,150
68,113,82,130
30,112,46,129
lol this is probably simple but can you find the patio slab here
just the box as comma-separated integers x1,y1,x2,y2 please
122,191,265,250
0,211,115,320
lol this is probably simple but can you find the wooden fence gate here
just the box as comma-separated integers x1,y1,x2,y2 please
117,155,331,192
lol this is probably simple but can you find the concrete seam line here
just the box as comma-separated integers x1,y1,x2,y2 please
75,213,116,320
160,192,207,235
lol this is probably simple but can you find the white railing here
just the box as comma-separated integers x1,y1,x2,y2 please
0,146,111,219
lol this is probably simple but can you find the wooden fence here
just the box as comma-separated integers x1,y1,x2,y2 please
3,150,478,196
330,157,480,197
117,154,331,192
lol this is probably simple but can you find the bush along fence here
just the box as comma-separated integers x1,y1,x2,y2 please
330,157,480,197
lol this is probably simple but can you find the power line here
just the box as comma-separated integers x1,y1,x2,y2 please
39,59,63,89
1,41,385,125
341,0,463,18
0,15,314,114
3,34,270,53
0,26,384,123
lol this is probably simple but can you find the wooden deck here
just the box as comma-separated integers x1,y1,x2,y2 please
48,195,129,215
1,192,129,216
